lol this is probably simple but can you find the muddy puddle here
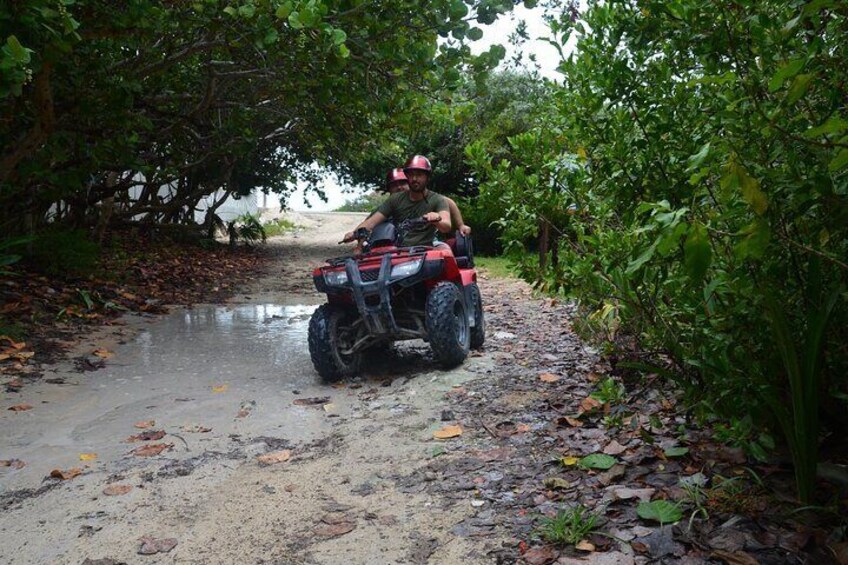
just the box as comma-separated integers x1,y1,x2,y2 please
2,304,333,492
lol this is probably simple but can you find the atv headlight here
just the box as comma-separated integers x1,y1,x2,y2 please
324,269,349,286
391,258,423,279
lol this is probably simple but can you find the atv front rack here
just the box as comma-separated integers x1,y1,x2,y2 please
343,252,429,337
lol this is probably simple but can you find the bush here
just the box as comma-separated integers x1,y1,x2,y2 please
27,228,100,277
335,191,386,212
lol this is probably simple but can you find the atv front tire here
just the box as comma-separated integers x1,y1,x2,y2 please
308,304,361,382
426,282,470,367
469,283,486,350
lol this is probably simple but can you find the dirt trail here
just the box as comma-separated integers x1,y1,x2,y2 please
0,213,519,564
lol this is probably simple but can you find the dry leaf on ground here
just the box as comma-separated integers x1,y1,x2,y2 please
314,519,356,538
576,540,596,552
8,404,33,412
129,443,173,457
0,459,25,469
134,420,155,429
580,396,603,413
138,536,177,555
126,430,166,442
103,484,133,496
433,425,463,439
539,372,560,383
603,440,628,455
211,384,228,393
92,348,113,358
293,396,330,406
257,450,292,465
50,467,83,480
181,424,211,433
79,453,97,461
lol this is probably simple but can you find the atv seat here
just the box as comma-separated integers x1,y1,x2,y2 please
449,231,474,268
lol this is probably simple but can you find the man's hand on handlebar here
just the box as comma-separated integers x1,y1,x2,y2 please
422,212,441,223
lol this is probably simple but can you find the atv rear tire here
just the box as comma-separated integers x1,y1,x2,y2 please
469,283,486,350
426,282,470,367
308,304,361,382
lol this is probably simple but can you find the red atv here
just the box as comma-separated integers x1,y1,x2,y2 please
308,217,485,382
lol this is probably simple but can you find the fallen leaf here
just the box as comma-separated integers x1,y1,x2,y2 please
138,536,177,555
560,456,580,466
323,403,336,413
92,348,113,359
543,477,571,490
134,420,155,429
663,446,689,458
5,378,23,390
129,443,173,457
236,400,255,418
522,545,558,565
0,459,25,469
257,450,292,465
293,396,330,406
103,484,133,496
79,453,98,461
1,337,27,350
580,396,602,413
603,440,628,455
126,430,166,442
314,521,356,538
433,425,463,439
709,551,761,565
50,467,83,480
516,423,531,433
12,351,34,361
181,424,211,433
8,404,33,412
580,453,617,470
211,384,228,393
539,373,560,383
575,540,596,552
606,486,656,503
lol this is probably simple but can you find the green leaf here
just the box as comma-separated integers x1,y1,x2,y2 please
579,453,617,470
223,5,237,16
804,117,848,138
663,446,689,458
275,1,293,19
6,36,31,64
768,58,805,93
829,149,848,172
686,142,710,171
238,4,255,18
637,500,682,524
449,0,469,20
288,11,303,29
626,240,657,274
735,219,770,260
684,222,711,282
337,44,350,58
467,27,483,41
785,73,813,105
331,29,347,46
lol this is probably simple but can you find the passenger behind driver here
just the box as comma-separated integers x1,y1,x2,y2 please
343,155,451,247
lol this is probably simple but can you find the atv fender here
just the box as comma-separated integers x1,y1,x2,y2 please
459,270,478,329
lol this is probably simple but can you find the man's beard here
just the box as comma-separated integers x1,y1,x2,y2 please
410,182,425,192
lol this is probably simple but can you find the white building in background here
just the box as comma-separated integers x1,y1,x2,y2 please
193,190,258,224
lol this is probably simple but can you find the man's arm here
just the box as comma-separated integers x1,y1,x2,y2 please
423,210,452,233
343,211,387,242
445,197,471,235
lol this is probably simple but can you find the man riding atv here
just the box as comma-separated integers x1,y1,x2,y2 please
381,166,473,238
308,154,485,382
344,155,452,247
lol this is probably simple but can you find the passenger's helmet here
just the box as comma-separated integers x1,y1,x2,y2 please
403,155,432,175
385,168,407,187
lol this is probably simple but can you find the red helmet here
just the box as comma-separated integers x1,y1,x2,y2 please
385,168,407,187
403,155,432,174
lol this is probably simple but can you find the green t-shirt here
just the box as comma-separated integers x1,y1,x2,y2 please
375,190,449,246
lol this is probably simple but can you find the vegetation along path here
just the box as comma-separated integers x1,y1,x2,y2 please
0,213,840,564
